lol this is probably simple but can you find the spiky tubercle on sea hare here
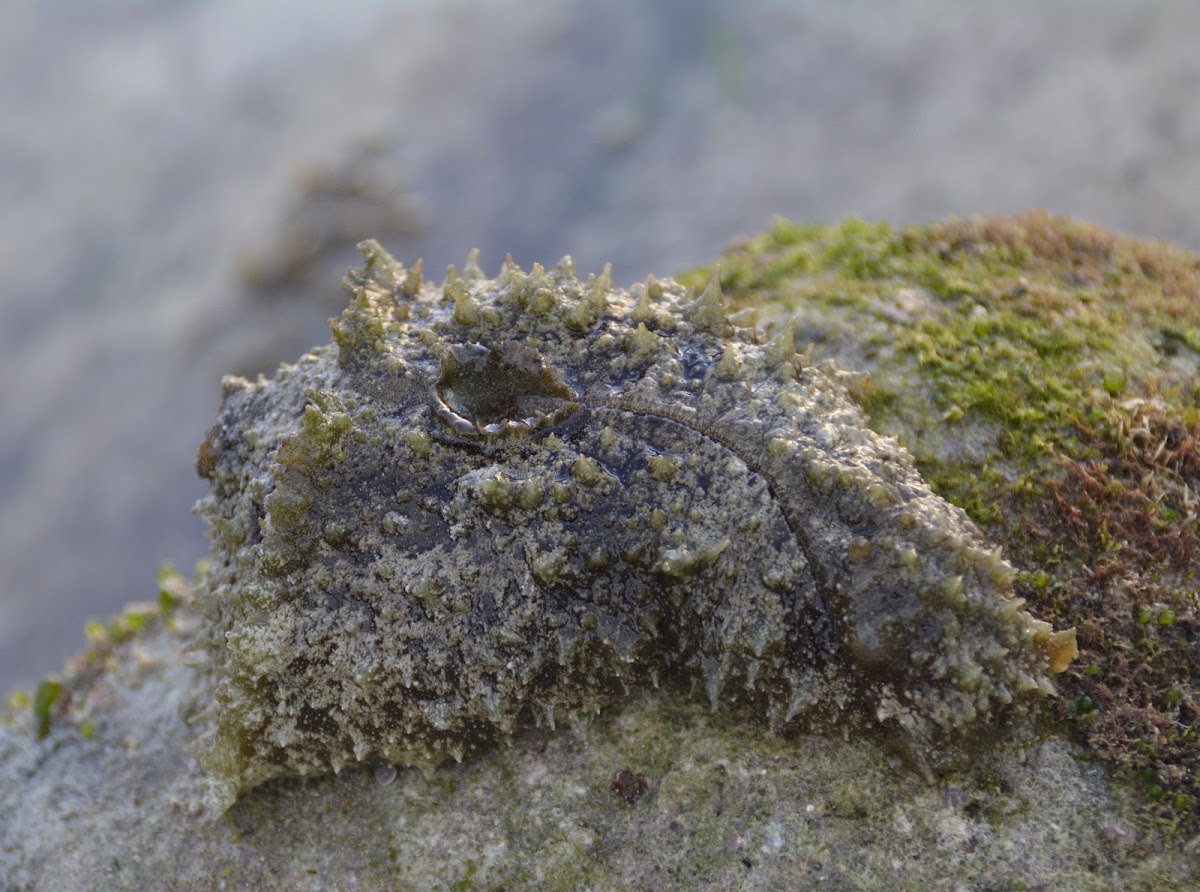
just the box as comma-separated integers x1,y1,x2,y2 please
192,241,1076,813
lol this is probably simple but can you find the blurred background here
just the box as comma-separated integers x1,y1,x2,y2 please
3,0,1199,693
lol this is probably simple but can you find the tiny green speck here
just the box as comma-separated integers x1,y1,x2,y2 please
33,679,63,740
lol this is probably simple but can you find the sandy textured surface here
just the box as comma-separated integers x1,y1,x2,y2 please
4,0,1200,691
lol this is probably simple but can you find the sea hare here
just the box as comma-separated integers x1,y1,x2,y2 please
194,241,1077,813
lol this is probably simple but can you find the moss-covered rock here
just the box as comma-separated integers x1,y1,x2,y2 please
2,216,1199,889
682,211,1200,826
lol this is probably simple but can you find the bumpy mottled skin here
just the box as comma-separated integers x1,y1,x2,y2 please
194,241,1077,813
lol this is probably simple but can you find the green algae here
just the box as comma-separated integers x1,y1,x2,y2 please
684,211,1200,827
31,680,61,741
3,564,199,744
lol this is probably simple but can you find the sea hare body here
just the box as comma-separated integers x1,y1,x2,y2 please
194,242,1076,812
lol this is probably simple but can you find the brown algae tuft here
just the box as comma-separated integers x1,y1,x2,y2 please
192,240,1075,813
